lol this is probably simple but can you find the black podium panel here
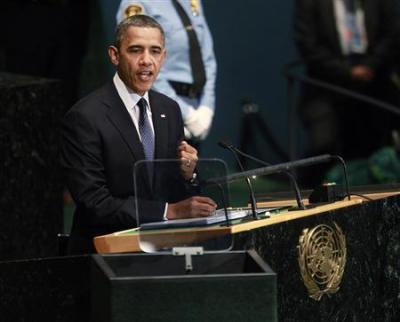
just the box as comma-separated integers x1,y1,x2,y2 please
91,250,277,322
236,194,400,322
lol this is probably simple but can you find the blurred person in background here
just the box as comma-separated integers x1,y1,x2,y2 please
294,0,400,162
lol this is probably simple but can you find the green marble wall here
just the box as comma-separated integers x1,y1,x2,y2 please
0,73,65,260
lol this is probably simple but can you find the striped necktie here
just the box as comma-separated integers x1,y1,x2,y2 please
137,98,154,160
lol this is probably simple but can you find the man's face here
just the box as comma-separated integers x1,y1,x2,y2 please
108,26,166,95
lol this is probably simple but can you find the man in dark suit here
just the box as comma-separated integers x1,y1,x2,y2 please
61,14,217,254
294,0,399,162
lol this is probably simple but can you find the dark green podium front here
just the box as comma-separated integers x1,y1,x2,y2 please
91,250,277,322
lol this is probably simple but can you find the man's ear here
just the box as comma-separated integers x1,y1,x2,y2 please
108,45,119,66
160,48,167,65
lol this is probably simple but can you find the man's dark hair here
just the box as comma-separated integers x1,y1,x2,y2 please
114,14,165,48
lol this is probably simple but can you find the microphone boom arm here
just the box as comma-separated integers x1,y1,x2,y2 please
233,148,306,209
207,154,332,186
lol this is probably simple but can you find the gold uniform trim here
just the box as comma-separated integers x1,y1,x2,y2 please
124,4,145,18
298,222,347,301
191,0,199,16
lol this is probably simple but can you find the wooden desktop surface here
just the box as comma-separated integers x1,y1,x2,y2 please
93,191,399,254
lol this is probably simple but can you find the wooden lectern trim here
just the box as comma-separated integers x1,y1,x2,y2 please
94,191,400,254
94,225,231,254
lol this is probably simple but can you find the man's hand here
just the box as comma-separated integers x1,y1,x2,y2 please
351,65,374,81
177,141,198,180
166,196,217,219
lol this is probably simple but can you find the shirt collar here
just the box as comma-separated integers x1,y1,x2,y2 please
113,72,150,112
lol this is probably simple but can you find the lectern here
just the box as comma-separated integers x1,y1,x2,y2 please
91,159,277,322
0,186,398,321
94,182,400,322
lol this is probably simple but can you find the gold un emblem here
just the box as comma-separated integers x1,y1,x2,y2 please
298,223,346,301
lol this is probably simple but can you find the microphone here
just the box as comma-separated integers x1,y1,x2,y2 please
210,152,333,185
219,141,333,171
219,140,306,209
331,155,351,201
217,144,350,203
218,140,235,150
217,141,259,220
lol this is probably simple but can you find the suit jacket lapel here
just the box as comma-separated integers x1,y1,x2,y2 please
362,0,373,43
103,82,154,194
103,82,146,161
149,90,169,159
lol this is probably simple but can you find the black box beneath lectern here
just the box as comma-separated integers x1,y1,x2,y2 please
91,250,277,322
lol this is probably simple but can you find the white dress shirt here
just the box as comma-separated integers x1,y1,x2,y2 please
113,72,169,220
113,72,155,141
333,0,368,55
